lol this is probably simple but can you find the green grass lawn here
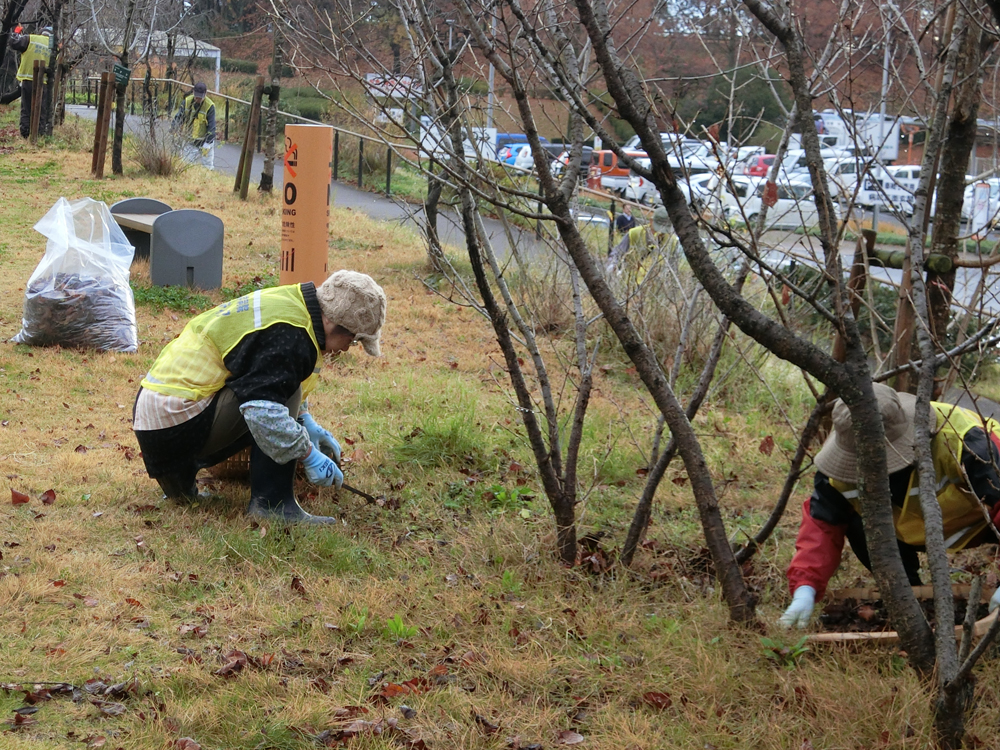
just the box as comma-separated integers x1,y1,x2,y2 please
2,108,1000,749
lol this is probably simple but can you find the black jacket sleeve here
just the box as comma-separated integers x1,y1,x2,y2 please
961,426,1000,506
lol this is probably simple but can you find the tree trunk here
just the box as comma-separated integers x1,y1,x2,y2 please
259,28,282,193
927,26,988,346
112,74,127,175
41,0,61,136
0,0,30,92
112,0,138,176
423,164,446,271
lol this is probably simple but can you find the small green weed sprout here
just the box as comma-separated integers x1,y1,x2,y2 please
346,606,370,635
385,613,418,640
645,614,682,635
760,636,810,669
482,483,531,514
500,569,522,595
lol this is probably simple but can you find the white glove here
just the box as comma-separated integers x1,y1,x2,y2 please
989,586,1000,613
778,585,816,629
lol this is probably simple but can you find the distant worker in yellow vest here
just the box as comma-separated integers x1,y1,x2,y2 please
779,382,1000,628
3,27,52,138
132,271,387,524
174,81,216,169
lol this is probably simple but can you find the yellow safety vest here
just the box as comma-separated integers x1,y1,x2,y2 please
141,285,322,402
181,94,215,142
832,402,1000,549
16,35,51,82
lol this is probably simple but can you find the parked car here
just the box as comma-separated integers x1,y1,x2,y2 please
589,148,647,193
550,146,594,179
495,133,548,158
732,176,843,231
625,155,714,204
498,143,529,164
821,158,912,213
741,154,776,177
513,145,536,172
689,174,764,219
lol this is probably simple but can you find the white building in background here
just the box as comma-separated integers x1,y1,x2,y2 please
147,32,222,94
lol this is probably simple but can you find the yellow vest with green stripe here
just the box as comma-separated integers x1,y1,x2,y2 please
141,285,321,401
16,35,51,82
182,94,215,142
831,402,1000,550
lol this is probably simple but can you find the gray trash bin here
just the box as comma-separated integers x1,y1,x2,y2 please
150,209,224,289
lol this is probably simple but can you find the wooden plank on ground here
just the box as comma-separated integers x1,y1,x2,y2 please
807,610,998,645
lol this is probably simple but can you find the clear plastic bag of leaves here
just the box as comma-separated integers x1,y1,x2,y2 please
12,197,137,352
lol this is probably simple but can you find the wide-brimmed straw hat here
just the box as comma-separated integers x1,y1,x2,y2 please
814,383,917,482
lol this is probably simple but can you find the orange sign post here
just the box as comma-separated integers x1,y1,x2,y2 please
280,124,334,286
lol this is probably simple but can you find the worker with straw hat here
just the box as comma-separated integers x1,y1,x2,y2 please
780,382,1000,628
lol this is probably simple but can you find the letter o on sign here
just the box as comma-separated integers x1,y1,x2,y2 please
284,182,297,205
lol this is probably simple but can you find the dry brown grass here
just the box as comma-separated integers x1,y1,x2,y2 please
1,111,999,749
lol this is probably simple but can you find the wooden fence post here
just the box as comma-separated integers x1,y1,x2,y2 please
385,146,392,196
234,76,265,200
29,59,43,144
91,73,108,174
357,137,364,189
94,73,115,179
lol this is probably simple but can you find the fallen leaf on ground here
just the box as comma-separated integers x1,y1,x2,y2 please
474,714,499,734
214,650,248,677
11,489,29,505
642,691,673,709
40,489,56,505
291,576,307,596
91,700,126,717
175,739,202,750
557,730,585,745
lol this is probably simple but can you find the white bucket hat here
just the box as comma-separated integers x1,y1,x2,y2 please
814,383,917,482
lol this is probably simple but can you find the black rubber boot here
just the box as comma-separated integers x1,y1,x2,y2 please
246,444,336,524
157,466,199,501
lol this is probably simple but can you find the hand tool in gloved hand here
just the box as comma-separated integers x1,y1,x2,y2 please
323,447,380,504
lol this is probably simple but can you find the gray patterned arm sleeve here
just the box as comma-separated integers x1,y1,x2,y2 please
238,400,312,464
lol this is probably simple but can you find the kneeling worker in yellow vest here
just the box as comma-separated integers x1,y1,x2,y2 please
780,382,1000,628
133,271,386,524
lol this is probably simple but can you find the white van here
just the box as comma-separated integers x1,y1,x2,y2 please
733,176,843,231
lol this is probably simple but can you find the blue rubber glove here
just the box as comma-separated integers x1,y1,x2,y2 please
301,446,343,488
299,413,342,463
778,585,816,629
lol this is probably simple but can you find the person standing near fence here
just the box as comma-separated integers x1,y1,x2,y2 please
174,82,216,169
4,27,52,138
